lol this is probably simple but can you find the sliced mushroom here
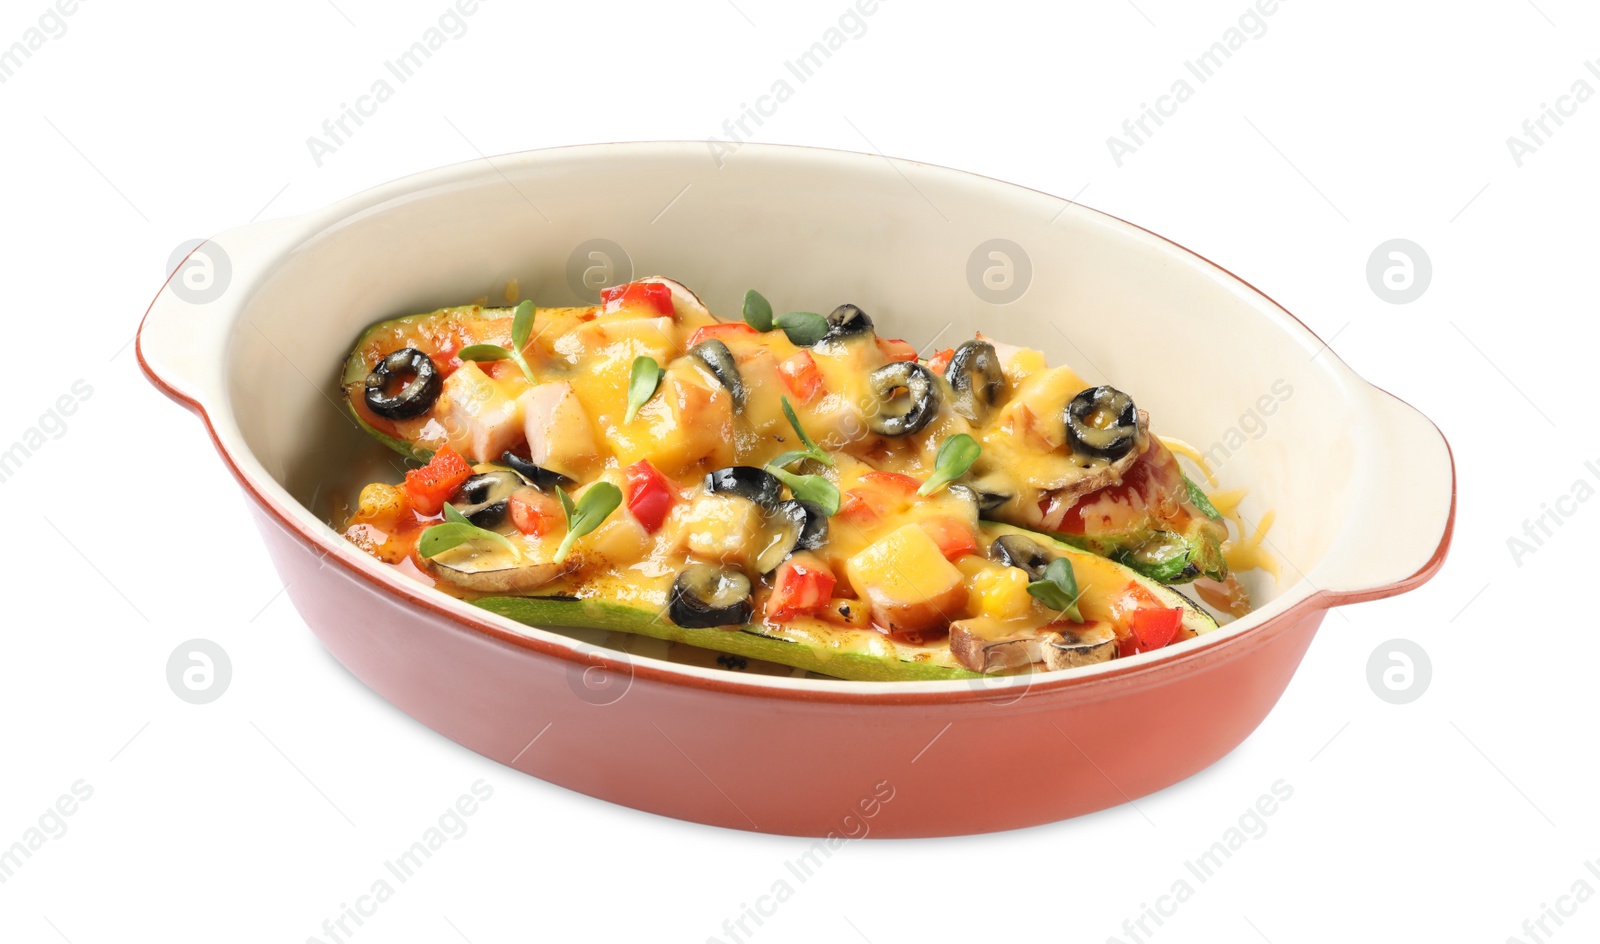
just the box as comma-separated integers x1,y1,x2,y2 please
866,361,941,436
364,347,442,420
452,470,524,528
1064,385,1140,460
428,540,571,594
669,564,754,628
1042,620,1119,670
946,340,1007,422
949,617,1118,673
689,338,746,412
949,620,1047,673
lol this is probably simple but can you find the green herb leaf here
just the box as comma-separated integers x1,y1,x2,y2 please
458,343,514,362
766,466,841,516
554,482,623,563
767,450,815,471
1026,556,1084,622
1183,474,1222,520
775,311,829,346
625,356,663,423
511,300,536,349
917,433,981,496
419,503,520,559
780,396,833,467
460,306,538,385
742,289,774,332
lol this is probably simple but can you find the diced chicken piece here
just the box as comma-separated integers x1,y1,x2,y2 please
845,524,969,634
520,381,599,479
434,363,525,461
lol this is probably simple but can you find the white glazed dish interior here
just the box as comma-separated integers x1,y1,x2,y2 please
139,142,1453,694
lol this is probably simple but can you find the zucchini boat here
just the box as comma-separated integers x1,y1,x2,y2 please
337,278,1253,681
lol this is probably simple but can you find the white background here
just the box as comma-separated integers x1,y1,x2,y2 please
0,1,1589,941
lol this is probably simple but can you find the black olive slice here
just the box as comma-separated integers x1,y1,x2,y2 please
781,500,829,552
866,361,941,436
669,565,755,628
364,348,442,420
1063,385,1139,460
689,338,746,412
823,304,875,340
498,452,574,491
704,466,783,507
948,482,1010,513
452,471,523,528
946,341,1007,422
751,499,830,574
989,534,1054,582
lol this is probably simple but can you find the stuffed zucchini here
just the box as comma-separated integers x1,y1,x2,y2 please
337,278,1257,681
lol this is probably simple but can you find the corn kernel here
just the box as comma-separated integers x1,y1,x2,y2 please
971,566,1032,620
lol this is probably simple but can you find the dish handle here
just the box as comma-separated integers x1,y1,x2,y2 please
1310,387,1456,606
137,219,300,411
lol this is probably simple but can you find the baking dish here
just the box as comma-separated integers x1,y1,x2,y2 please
138,142,1454,837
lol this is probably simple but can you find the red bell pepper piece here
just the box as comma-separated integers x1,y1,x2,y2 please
686,322,759,348
623,460,676,533
403,446,473,516
919,517,979,561
766,558,837,621
876,337,918,362
777,350,825,403
509,490,562,536
600,281,676,317
1128,607,1183,653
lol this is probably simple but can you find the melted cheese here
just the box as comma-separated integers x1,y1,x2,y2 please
343,288,1276,675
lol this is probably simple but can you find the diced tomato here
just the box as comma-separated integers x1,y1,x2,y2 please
403,446,473,516
777,350,825,403
839,471,921,526
623,460,676,533
926,347,956,375
860,470,920,495
1128,607,1183,653
876,337,918,362
600,281,676,317
1109,581,1162,623
839,489,885,524
686,322,759,348
433,337,464,379
918,517,979,561
509,489,562,536
766,558,837,621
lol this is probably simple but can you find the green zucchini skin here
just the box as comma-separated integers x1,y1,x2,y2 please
340,305,516,465
472,595,983,683
470,525,1216,683
1044,517,1228,585
342,307,1222,679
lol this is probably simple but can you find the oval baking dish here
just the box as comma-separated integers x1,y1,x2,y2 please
138,143,1454,837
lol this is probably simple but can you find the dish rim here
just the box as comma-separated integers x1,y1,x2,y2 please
136,140,1457,704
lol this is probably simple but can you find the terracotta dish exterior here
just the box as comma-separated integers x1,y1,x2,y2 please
138,143,1454,837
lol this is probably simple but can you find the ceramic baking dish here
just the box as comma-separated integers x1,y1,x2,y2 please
138,142,1454,837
